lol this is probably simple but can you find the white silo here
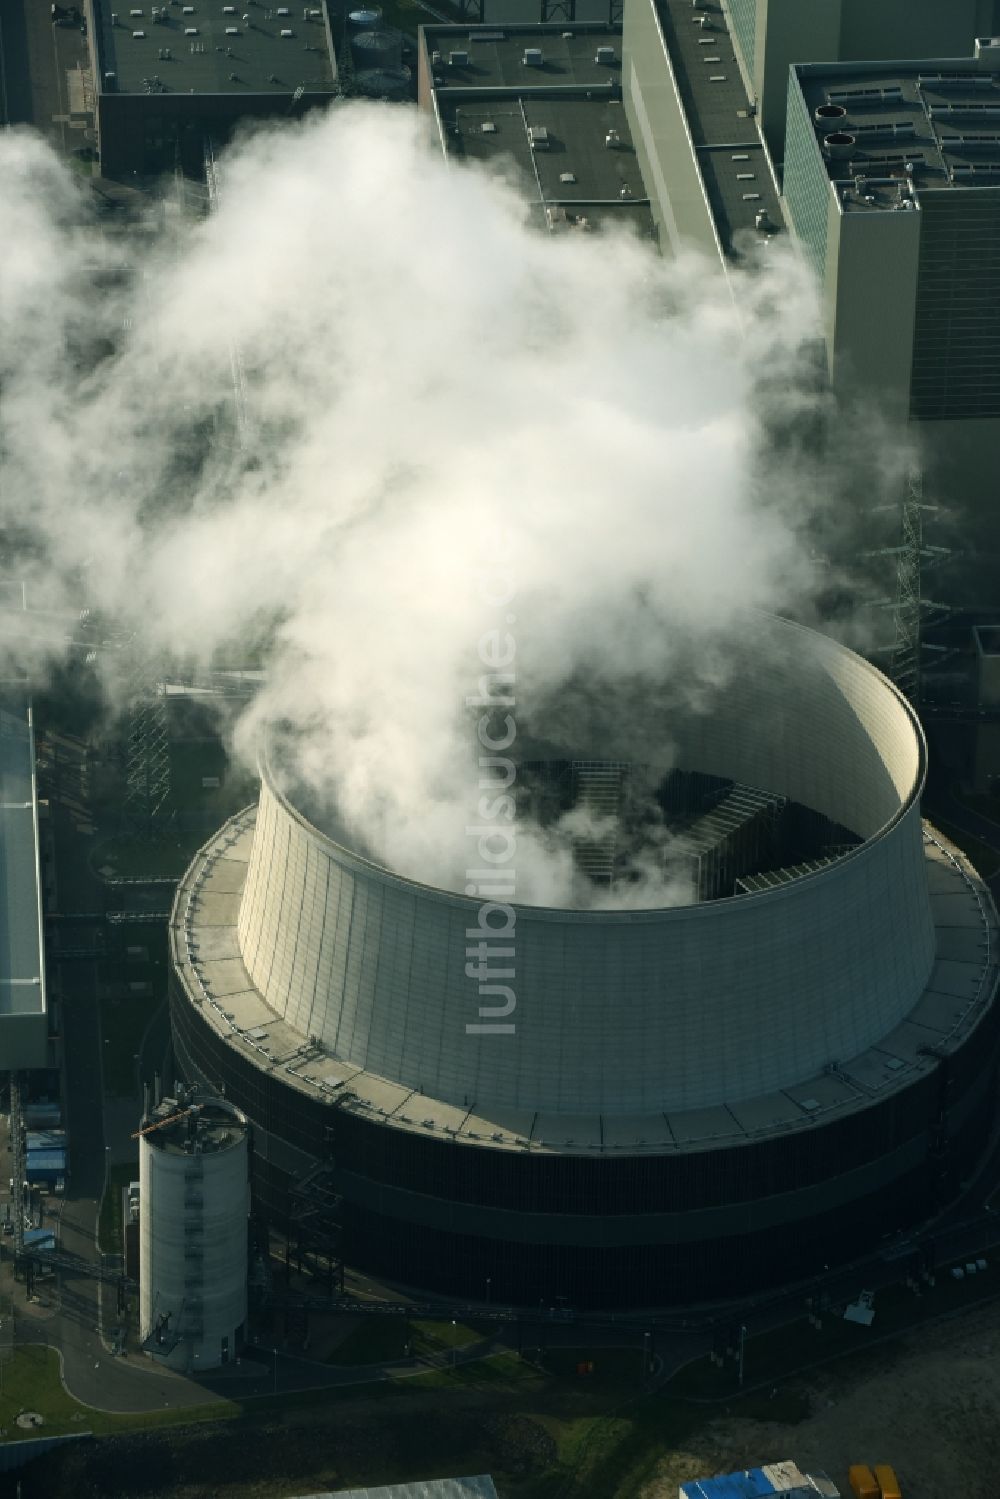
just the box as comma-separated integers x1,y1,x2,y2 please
138,1092,249,1372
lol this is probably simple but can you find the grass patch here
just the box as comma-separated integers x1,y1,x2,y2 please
0,1346,238,1443
97,1163,137,1255
671,1263,1000,1405
328,1317,409,1365
329,1317,486,1367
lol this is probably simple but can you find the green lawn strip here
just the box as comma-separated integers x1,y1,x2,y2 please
671,1263,1000,1405
330,1316,488,1367
0,1347,236,1443
97,1163,137,1255
327,1316,409,1365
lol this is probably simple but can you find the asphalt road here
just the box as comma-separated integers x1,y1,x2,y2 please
0,0,90,141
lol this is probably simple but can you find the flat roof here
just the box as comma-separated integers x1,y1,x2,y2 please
795,59,1000,210
92,0,337,97
171,811,999,1157
653,0,783,257
423,25,653,237
0,694,46,1020
422,23,620,91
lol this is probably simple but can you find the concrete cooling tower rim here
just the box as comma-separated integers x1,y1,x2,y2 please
261,610,929,917
170,611,998,1154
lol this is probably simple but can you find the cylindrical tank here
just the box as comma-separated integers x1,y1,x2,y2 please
347,5,381,27
139,1093,248,1372
350,26,403,71
354,65,411,100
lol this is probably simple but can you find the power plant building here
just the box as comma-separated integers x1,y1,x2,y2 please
622,0,782,263
0,694,48,1073
722,0,1000,164
168,616,1000,1307
418,24,654,239
782,48,1000,607
86,0,339,177
139,1095,249,1370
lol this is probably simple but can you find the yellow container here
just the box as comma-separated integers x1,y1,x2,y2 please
848,1466,880,1499
874,1464,902,1499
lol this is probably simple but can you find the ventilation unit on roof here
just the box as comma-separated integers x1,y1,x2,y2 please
480,120,496,132
184,23,197,31
595,45,615,64
448,49,468,64
975,35,1000,70
527,124,548,148
132,27,145,34
523,46,543,66
225,23,237,31
279,26,292,34
826,84,902,107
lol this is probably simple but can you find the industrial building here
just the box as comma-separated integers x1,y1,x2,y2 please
418,24,653,238
86,0,339,176
168,614,1000,1307
138,1092,249,1370
0,693,49,1073
782,47,1000,606
623,0,782,262
722,0,1000,164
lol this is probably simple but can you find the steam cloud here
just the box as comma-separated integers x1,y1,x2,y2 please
1,105,837,907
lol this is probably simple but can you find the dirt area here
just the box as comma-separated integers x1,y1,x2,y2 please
644,1300,1000,1499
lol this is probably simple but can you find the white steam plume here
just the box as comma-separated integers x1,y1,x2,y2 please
1,106,830,907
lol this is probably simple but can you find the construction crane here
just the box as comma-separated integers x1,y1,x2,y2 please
131,1106,197,1140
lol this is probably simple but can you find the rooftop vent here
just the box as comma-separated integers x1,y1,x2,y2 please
559,170,576,182
184,23,197,31
827,84,902,107
480,119,496,132
594,45,615,64
448,49,468,64
133,27,145,34
527,124,548,148
129,5,142,11
604,127,620,147
277,4,289,11
279,26,292,34
975,35,1000,71
523,46,543,66
225,23,237,30
823,130,856,159
815,102,846,122
182,4,193,10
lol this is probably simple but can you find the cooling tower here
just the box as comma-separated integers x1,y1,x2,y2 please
168,614,1000,1306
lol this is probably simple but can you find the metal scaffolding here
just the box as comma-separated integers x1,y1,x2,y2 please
124,644,171,826
869,468,951,706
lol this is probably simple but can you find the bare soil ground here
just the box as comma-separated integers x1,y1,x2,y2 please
643,1299,1000,1499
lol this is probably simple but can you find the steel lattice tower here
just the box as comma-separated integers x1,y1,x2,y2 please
870,468,950,706
125,646,171,825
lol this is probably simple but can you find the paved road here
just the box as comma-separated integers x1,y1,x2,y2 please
0,0,90,143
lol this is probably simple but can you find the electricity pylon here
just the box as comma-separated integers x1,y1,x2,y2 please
868,468,951,706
